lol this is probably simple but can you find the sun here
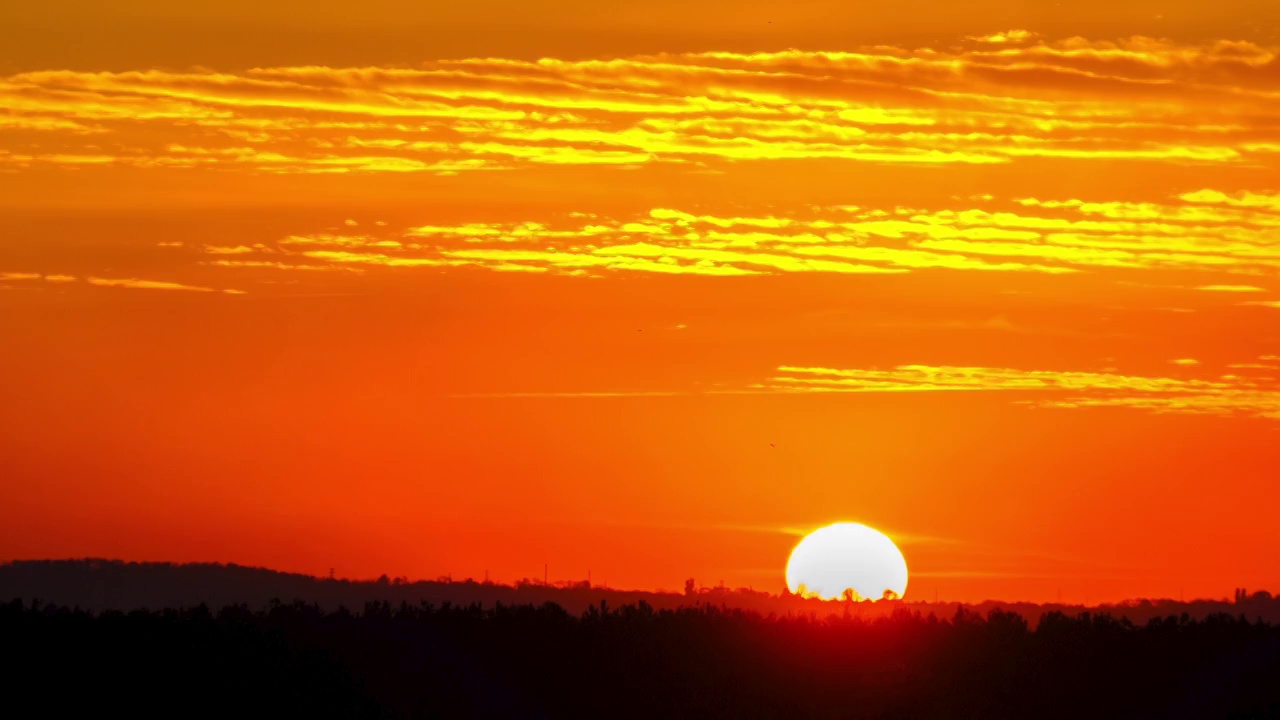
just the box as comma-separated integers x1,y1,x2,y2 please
785,522,908,601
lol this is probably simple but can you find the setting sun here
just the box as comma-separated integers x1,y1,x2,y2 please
786,523,909,601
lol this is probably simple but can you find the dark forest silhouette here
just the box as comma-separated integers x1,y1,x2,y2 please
6,596,1280,719
5,560,1280,718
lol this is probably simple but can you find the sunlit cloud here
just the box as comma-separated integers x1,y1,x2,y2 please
714,523,958,547
187,187,1280,279
452,361,1280,422
759,364,1280,420
86,277,246,294
4,35,1279,174
766,365,1234,394
967,29,1039,44
1196,285,1268,293
1,271,247,294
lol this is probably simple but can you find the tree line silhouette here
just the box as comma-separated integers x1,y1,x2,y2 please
4,596,1279,719
6,559,1280,627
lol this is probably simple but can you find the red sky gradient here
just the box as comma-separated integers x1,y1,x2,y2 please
2,1,1279,604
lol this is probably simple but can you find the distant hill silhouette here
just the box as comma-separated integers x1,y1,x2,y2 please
4,558,1280,626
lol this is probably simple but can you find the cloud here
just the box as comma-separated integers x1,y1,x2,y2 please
967,29,1038,44
714,523,959,546
85,276,245,294
1196,285,1268,293
191,187,1280,279
767,365,1235,394
451,359,1280,422
203,245,258,255
3,36,1280,174
2,271,247,294
759,363,1280,420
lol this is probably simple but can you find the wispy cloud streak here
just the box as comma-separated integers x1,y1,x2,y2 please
762,363,1280,419
2,35,1278,173
190,189,1280,280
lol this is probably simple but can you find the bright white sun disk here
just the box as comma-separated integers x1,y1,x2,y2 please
785,522,908,601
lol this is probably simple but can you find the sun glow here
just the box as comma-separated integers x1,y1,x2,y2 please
785,523,909,601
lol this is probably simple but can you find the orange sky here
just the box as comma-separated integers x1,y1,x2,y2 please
2,1,1279,604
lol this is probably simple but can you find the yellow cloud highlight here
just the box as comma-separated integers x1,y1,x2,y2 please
968,30,1038,44
3,271,247,294
1196,285,1268,293
763,364,1280,420
4,36,1280,174
193,185,1280,280
771,365,1233,394
1179,190,1280,212
85,277,244,294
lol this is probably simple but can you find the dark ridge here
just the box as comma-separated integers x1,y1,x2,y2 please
4,558,1280,626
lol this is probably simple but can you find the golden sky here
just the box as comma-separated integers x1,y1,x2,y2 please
2,1,1279,603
